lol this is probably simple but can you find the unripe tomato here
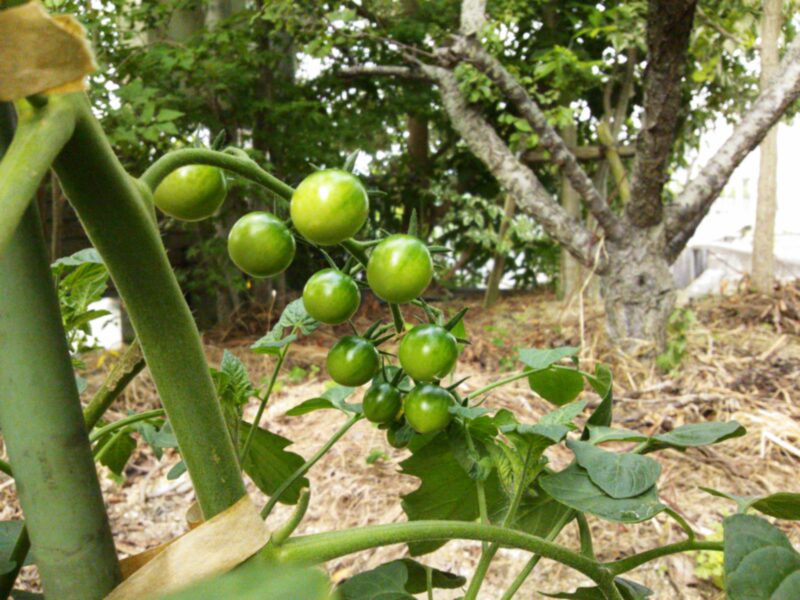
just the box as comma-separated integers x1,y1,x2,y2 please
290,169,369,246
153,165,226,221
326,336,379,387
363,382,402,424
228,212,295,278
302,269,360,325
399,324,458,382
386,421,410,449
367,235,433,303
403,384,453,434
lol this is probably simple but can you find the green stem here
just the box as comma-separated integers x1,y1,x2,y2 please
0,98,76,257
0,187,121,597
240,345,289,466
606,539,723,576
0,459,10,478
390,303,405,334
499,509,575,600
271,521,609,586
464,447,532,600
140,147,294,202
576,513,596,558
271,488,311,545
92,428,127,463
88,408,165,444
466,369,536,401
425,566,434,600
339,238,370,267
665,507,695,540
262,413,361,518
53,93,246,519
82,340,145,429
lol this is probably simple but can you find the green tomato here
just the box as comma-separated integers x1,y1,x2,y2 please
386,421,411,449
367,234,433,303
326,336,379,387
363,382,403,424
399,324,458,382
403,384,454,434
153,165,226,221
302,269,360,325
290,169,369,246
228,212,295,278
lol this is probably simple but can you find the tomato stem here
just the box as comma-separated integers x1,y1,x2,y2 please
270,487,311,545
88,408,166,444
139,147,294,202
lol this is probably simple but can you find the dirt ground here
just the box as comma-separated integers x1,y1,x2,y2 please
3,285,800,599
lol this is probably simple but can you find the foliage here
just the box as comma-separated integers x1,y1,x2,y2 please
656,308,695,373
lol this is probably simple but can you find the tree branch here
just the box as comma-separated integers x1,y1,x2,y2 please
338,64,430,80
422,64,607,272
460,0,486,36
449,36,625,240
627,0,697,228
522,145,635,164
665,32,800,261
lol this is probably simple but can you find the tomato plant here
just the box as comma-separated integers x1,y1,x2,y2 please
302,268,360,325
227,211,296,278
1,6,798,598
152,164,226,221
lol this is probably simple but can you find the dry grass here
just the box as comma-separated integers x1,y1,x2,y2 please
3,286,800,598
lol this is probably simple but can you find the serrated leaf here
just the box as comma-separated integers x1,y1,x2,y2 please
401,434,504,555
724,514,800,600
251,300,318,355
239,422,308,505
567,440,661,499
528,367,585,406
518,346,579,370
50,248,103,269
217,350,256,406
540,463,665,523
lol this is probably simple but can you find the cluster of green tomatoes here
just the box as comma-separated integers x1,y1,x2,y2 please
153,164,463,439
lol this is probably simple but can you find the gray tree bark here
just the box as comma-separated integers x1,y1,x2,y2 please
752,0,781,293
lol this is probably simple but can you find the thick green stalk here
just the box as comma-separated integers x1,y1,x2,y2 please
139,147,294,201
0,97,76,257
52,94,246,518
83,340,145,429
606,539,723,575
262,414,361,518
0,200,121,597
270,521,613,589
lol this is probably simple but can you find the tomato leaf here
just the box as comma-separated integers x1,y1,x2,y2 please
251,299,319,355
644,421,746,453
286,386,360,416
567,440,661,499
542,577,652,599
585,426,649,445
518,346,579,370
540,463,665,523
338,559,465,599
582,364,614,437
0,521,32,574
751,493,800,520
528,367,585,406
239,422,308,505
724,514,800,599
400,434,505,555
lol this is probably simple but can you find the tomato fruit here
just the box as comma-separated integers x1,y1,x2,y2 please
302,269,360,325
399,324,458,382
386,421,411,449
367,235,433,303
403,384,453,434
153,165,226,221
363,382,402,424
227,212,295,278
290,169,369,246
326,336,379,387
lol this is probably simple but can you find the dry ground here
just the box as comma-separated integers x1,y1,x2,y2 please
3,284,800,598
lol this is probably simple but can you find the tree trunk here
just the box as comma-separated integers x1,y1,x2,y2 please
558,126,581,300
752,0,781,293
405,114,430,231
600,228,675,351
484,194,515,307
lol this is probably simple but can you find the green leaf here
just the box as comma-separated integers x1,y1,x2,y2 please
511,481,573,537
50,248,103,269
286,386,359,416
10,592,44,600
401,434,504,555
216,350,256,407
583,364,613,436
543,578,652,599
724,514,800,600
156,557,333,600
646,421,746,452
518,346,579,370
540,463,665,523
528,367,585,406
343,149,360,172
586,426,648,445
567,440,661,499
0,521,32,574
751,493,800,520
447,424,494,481
239,422,308,505
251,299,319,355
338,559,465,599
166,460,186,480
97,431,137,479
156,108,184,121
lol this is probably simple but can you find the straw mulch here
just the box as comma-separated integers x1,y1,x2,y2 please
2,285,800,599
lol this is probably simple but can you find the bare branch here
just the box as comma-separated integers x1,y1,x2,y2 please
522,144,635,164
627,0,697,228
665,32,800,261
422,64,607,271
460,0,486,36
338,65,430,80
450,36,625,240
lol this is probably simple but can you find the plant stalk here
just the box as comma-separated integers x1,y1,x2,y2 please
53,93,246,518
